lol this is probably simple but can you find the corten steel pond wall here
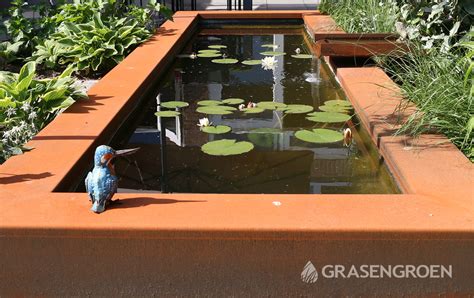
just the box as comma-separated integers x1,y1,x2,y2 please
0,11,473,296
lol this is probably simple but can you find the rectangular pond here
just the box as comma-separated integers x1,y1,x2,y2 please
78,26,399,194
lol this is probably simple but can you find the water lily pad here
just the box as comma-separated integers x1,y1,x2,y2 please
291,54,313,59
257,101,287,110
242,60,262,65
242,107,265,114
306,112,351,123
319,105,351,113
201,125,232,134
160,101,189,109
222,98,244,105
260,51,286,56
197,100,222,106
208,45,227,49
282,104,314,114
201,139,254,156
198,49,220,54
155,111,180,117
295,128,343,144
211,58,239,64
261,44,279,48
197,105,236,115
324,100,352,107
197,53,222,58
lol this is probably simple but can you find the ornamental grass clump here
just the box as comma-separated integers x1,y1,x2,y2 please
377,42,473,161
319,0,400,33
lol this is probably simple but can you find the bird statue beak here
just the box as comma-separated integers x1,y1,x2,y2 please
115,147,140,157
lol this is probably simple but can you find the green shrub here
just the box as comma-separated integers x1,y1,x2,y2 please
32,12,151,74
0,62,87,163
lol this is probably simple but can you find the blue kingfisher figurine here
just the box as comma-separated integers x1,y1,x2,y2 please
85,145,139,214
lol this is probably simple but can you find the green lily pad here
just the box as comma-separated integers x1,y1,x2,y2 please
282,104,314,114
242,60,262,65
208,45,227,49
198,49,220,54
291,54,313,59
155,111,180,117
222,98,245,105
324,100,352,107
197,53,222,58
295,128,344,144
211,58,239,64
261,44,279,48
306,112,351,123
197,105,236,115
201,125,232,134
257,101,287,110
160,101,189,109
242,107,265,114
201,139,254,156
260,51,286,56
197,100,222,106
319,105,351,113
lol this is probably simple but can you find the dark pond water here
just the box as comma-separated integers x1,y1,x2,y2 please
87,28,399,194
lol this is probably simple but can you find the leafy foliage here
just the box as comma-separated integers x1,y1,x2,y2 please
1,0,172,74
0,62,87,163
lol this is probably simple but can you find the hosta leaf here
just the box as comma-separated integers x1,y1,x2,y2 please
18,61,35,82
43,88,67,102
295,128,343,144
0,99,16,108
222,98,244,105
201,139,254,156
306,112,352,123
155,111,180,117
201,125,231,134
160,101,189,109
211,58,239,64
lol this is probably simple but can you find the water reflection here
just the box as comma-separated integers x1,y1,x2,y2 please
110,32,398,195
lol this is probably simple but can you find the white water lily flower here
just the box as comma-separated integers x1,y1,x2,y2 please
197,117,212,128
190,52,197,59
238,104,245,111
247,102,257,109
261,56,277,71
295,48,301,54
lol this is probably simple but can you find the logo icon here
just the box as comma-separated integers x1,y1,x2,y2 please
301,261,318,283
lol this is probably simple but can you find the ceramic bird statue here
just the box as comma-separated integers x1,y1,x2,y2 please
85,145,139,214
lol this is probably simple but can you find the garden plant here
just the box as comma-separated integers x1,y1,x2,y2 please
0,0,172,163
320,0,474,161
